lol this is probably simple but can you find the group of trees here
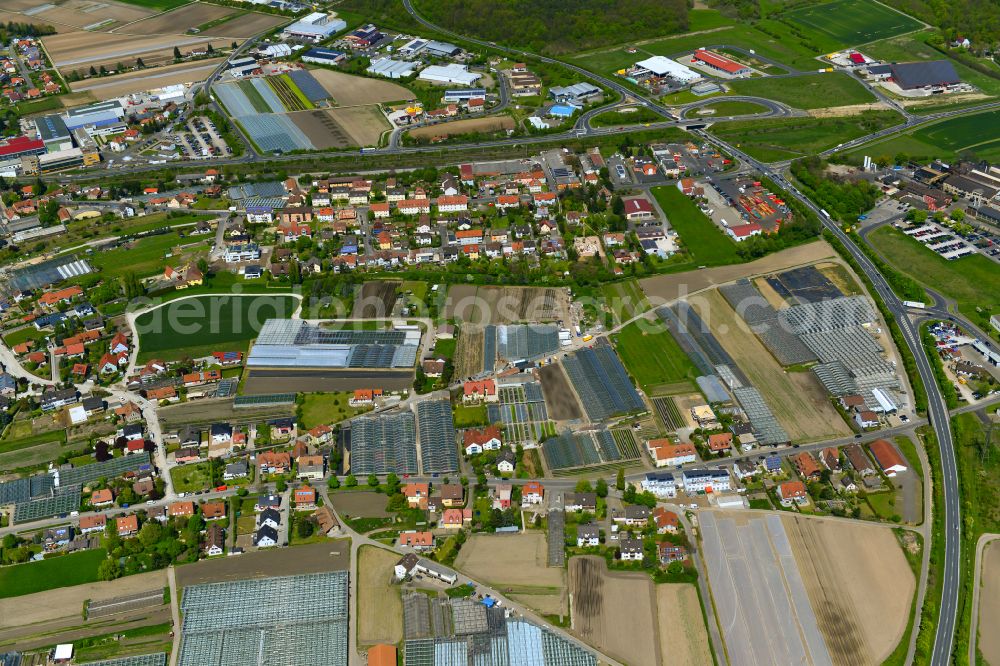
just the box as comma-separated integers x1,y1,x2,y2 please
791,157,881,223
98,513,205,580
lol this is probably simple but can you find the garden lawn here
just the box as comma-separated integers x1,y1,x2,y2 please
134,295,296,362
869,226,1000,333
0,549,107,598
453,404,488,428
651,186,739,266
88,232,209,279
170,462,214,494
299,392,368,429
727,72,875,110
2,326,49,348
613,320,698,393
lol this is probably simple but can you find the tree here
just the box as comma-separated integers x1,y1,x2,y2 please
327,476,341,490
206,43,215,55
385,472,400,495
667,560,684,575
173,46,182,60
89,66,97,76
297,517,315,539
345,474,357,487
275,479,287,492
98,558,122,581
574,479,593,493
595,478,608,498
197,258,209,276
367,474,379,488
616,468,625,491
138,521,163,548
136,57,145,68
95,440,111,462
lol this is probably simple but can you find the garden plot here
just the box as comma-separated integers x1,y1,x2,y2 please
488,381,556,444
351,281,399,318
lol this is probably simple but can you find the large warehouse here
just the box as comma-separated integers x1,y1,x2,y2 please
367,57,416,79
633,56,700,83
418,64,481,86
245,319,420,392
282,12,347,41
889,60,961,90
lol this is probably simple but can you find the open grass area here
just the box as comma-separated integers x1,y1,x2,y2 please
601,280,650,325
869,226,1000,333
170,462,214,493
651,186,739,266
692,100,771,117
0,549,107,598
570,20,826,75
88,232,210,279
591,106,662,127
453,403,489,428
134,295,296,362
612,319,699,394
782,0,922,46
727,72,876,110
709,111,904,162
845,109,1000,163
2,326,49,348
298,392,369,429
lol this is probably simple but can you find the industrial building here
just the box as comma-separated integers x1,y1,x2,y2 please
889,60,961,89
548,82,602,104
367,58,416,79
0,135,46,160
632,56,700,83
282,12,346,41
418,63,481,86
301,48,346,66
63,100,125,131
692,49,752,77
399,38,461,57
443,88,487,102
245,319,420,392
36,115,72,152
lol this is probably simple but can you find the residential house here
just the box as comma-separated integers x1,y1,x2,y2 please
778,480,808,506
845,444,876,476
224,460,248,480
90,488,114,507
79,513,106,534
256,450,291,475
577,523,600,547
522,481,544,505
298,455,325,481
255,494,282,512
653,508,679,534
463,426,502,454
257,507,281,530
313,506,340,536
439,508,470,529
855,410,879,429
294,485,317,508
640,472,677,498
169,501,195,518
493,483,513,510
398,531,435,550
202,501,227,521
734,459,758,480
681,469,731,493
619,537,644,561
204,522,225,556
621,505,650,526
646,440,696,468
463,379,497,404
254,524,278,548
403,483,430,509
116,514,138,538
707,432,733,453
440,484,464,507
564,492,597,512
496,449,516,473
658,543,688,565
792,452,822,481
820,447,840,472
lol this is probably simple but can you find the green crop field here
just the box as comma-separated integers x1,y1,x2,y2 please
727,72,876,109
267,74,314,112
602,280,650,325
710,111,904,162
847,109,1000,162
783,0,922,45
0,549,107,598
651,186,739,266
134,295,296,362
237,79,271,113
869,226,1000,330
613,320,698,393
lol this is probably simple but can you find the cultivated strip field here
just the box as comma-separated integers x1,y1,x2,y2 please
409,116,515,140
116,2,233,34
978,541,1000,665
12,0,153,30
201,11,287,37
357,546,403,647
783,515,914,664
691,289,850,442
70,58,225,99
538,363,583,420
656,584,713,666
43,32,220,70
454,325,485,378
309,69,414,106
352,281,399,318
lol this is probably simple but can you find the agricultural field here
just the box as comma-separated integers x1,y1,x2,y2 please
601,280,649,325
408,116,514,141
538,363,583,420
201,11,287,37
9,0,155,29
445,285,572,324
322,105,391,146
651,186,739,267
691,289,851,441
784,515,914,663
0,549,107,599
656,584,713,666
70,59,225,100
119,2,232,33
728,73,876,110
709,111,904,162
454,533,565,596
357,546,403,647
848,109,1000,163
454,326,485,378
43,32,219,73
568,556,662,666
115,0,190,9
134,294,297,362
267,74,314,112
782,0,923,46
979,541,1000,664
869,226,1000,328
309,69,414,106
352,281,399,318
612,320,699,394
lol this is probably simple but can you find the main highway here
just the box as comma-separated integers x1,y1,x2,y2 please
393,1,965,662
